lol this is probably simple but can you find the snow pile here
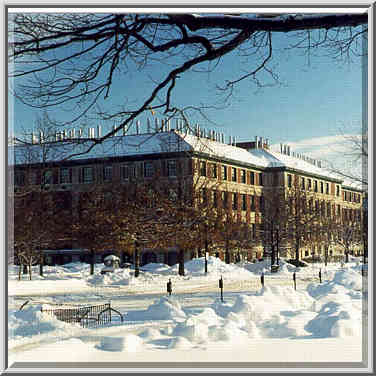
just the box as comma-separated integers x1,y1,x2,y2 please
86,269,132,286
211,287,316,339
125,297,186,322
240,259,297,275
178,256,253,278
9,304,81,349
96,335,143,352
140,263,170,273
332,269,363,291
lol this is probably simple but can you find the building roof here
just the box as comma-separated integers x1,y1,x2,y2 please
10,130,362,188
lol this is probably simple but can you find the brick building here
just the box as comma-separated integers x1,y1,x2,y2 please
10,121,364,265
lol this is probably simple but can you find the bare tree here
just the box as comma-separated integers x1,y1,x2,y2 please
285,175,322,263
9,12,367,156
336,210,362,263
260,186,289,268
13,191,57,280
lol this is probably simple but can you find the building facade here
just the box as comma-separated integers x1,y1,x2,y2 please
10,122,364,265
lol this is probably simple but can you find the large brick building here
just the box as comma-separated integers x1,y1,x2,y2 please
10,120,364,264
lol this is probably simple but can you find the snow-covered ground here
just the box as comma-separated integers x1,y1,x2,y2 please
8,256,368,369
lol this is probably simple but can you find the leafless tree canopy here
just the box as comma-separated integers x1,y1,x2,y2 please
9,12,367,152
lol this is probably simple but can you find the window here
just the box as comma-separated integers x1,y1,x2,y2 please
222,191,228,208
314,180,318,192
241,194,247,211
42,170,53,185
212,190,217,208
82,167,94,183
232,167,237,182
308,179,312,190
29,171,37,185
305,250,309,257
327,202,331,217
337,205,341,216
320,182,324,194
326,183,329,194
232,193,238,210
250,171,255,185
315,200,319,212
308,199,313,212
15,171,25,186
259,173,263,186
121,165,129,180
103,165,112,181
287,174,292,188
200,161,207,177
144,161,154,178
222,165,227,181
60,168,71,184
301,177,305,190
211,163,217,179
336,185,340,196
252,224,256,239
167,160,177,177
250,195,255,211
201,188,207,205
240,169,246,184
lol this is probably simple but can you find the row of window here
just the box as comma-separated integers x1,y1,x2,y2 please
199,162,263,186
14,160,180,185
201,189,264,212
343,190,361,203
287,174,341,196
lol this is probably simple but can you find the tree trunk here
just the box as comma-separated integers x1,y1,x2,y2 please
28,262,32,281
178,248,185,276
39,253,44,277
225,239,230,264
325,246,328,267
18,264,22,281
90,249,95,275
345,249,349,263
134,247,140,278
295,243,300,263
271,244,276,266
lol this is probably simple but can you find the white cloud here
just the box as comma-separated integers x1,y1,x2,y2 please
270,134,364,185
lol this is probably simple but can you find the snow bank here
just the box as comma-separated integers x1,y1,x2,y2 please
86,269,132,286
96,335,143,352
140,263,170,273
9,304,81,348
178,256,254,278
125,297,186,322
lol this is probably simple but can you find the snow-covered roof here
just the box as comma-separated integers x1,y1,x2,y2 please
10,130,356,185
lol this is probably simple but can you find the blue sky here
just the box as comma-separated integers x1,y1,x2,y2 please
9,19,365,148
